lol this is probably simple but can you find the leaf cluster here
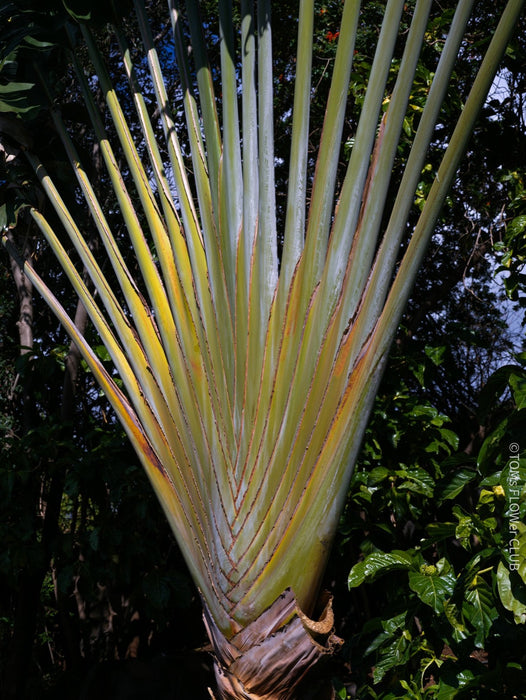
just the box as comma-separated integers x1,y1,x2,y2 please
335,361,526,698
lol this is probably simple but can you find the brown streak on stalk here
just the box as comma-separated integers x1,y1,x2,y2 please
229,275,321,537
231,249,298,499
229,313,375,608
226,242,359,581
353,110,388,240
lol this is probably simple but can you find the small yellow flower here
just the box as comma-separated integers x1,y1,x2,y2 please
493,485,505,499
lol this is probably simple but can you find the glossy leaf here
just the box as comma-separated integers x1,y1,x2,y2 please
436,466,477,503
348,550,418,588
408,565,456,613
463,576,498,648
497,561,526,624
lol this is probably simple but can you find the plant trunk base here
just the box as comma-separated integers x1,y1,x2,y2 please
203,588,342,700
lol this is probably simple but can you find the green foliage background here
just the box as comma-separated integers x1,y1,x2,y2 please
338,357,526,698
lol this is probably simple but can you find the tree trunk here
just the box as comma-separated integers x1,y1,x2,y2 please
204,589,342,700
3,235,89,697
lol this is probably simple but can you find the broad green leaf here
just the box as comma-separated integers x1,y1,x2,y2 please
0,81,35,94
509,371,526,410
436,467,477,503
371,632,412,684
435,666,476,700
363,614,408,657
408,564,456,613
497,562,526,624
463,576,498,647
381,611,408,635
423,522,457,545
478,488,497,506
93,345,112,362
477,417,509,471
348,550,418,588
0,81,38,115
443,600,469,642
479,470,503,488
453,505,474,547
396,465,435,497
398,679,421,699
368,466,389,485
23,36,55,50
409,404,438,420
506,214,526,237
439,428,460,451
424,344,446,366
412,362,426,387
0,203,17,230
505,522,526,584
363,629,391,657
477,364,519,420
457,548,501,588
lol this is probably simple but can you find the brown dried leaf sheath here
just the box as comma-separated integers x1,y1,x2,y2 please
204,589,342,699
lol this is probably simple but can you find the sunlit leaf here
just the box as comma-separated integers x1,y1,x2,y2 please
348,550,419,588
408,565,456,613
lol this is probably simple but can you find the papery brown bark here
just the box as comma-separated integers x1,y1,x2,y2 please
203,589,342,700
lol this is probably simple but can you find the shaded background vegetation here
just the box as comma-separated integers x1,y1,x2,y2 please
1,0,525,697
